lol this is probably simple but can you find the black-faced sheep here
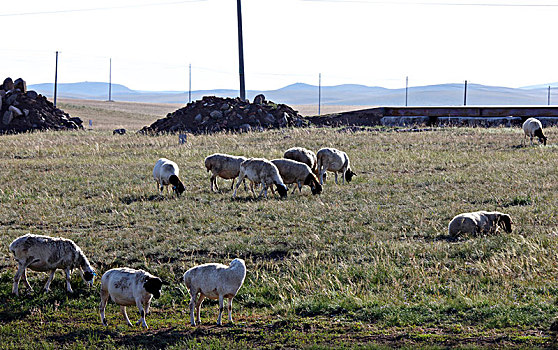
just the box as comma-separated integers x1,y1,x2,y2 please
232,158,288,199
183,258,246,326
522,117,547,146
9,234,96,295
99,268,168,329
271,158,322,195
448,211,513,238
316,147,356,185
204,153,247,192
153,158,185,197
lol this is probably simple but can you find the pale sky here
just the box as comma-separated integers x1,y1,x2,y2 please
1,0,557,92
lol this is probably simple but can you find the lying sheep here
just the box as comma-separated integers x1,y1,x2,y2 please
100,268,167,329
9,234,96,295
271,158,322,195
232,158,288,199
183,258,246,326
204,153,247,192
316,147,356,185
448,211,513,238
522,117,547,146
153,158,185,197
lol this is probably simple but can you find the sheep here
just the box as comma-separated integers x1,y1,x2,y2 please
271,158,322,195
99,268,168,328
153,158,185,197
283,147,318,175
9,233,96,296
448,211,513,238
316,147,356,185
522,117,547,146
183,258,246,326
204,153,247,192
232,158,288,199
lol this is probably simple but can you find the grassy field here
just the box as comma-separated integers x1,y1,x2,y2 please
1,100,558,349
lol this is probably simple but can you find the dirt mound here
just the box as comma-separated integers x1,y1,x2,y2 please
0,77,82,134
139,95,309,134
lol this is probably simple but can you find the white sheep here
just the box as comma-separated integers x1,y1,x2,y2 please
271,158,322,195
283,147,319,175
316,147,356,185
232,158,288,199
9,233,96,295
183,258,246,326
153,158,185,196
204,153,247,192
448,211,513,238
522,117,547,146
99,268,167,329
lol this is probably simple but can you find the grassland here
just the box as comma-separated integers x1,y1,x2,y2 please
0,100,557,349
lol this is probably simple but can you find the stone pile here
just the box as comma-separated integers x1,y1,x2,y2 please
139,94,309,135
0,77,82,134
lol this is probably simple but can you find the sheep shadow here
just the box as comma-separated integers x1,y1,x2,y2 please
120,194,173,205
115,327,187,349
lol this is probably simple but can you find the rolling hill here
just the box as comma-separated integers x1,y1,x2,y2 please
29,81,558,106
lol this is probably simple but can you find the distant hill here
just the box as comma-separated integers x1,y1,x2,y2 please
28,81,557,106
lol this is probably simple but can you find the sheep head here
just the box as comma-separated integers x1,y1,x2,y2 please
276,184,288,198
345,169,357,183
169,175,185,196
534,128,547,146
499,214,513,233
144,277,167,299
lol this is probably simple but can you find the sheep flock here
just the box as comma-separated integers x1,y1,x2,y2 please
4,116,554,335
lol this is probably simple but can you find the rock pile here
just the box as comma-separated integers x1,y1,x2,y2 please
139,94,309,134
0,77,83,134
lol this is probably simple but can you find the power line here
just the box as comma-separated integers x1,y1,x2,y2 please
0,0,206,17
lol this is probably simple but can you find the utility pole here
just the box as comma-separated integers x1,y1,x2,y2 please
318,73,321,116
405,76,409,107
189,63,192,103
548,85,551,105
236,0,246,101
463,80,468,106
108,58,112,102
54,51,59,107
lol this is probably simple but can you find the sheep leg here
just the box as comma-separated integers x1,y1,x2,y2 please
211,175,219,192
189,291,198,326
258,183,267,198
227,297,234,323
195,294,205,325
43,270,56,292
21,269,32,291
64,268,74,293
99,287,110,326
135,300,148,328
217,295,224,326
334,172,339,185
229,178,235,191
12,263,26,295
120,305,133,327
232,174,245,198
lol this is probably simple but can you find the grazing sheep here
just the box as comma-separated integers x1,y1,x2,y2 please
271,158,322,195
232,158,288,199
204,153,247,192
316,147,356,185
448,211,513,238
99,268,167,329
153,158,185,197
283,147,319,175
9,234,96,296
183,258,246,326
522,117,547,146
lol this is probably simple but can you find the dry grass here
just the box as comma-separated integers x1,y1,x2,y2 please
0,122,557,348
57,98,373,131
